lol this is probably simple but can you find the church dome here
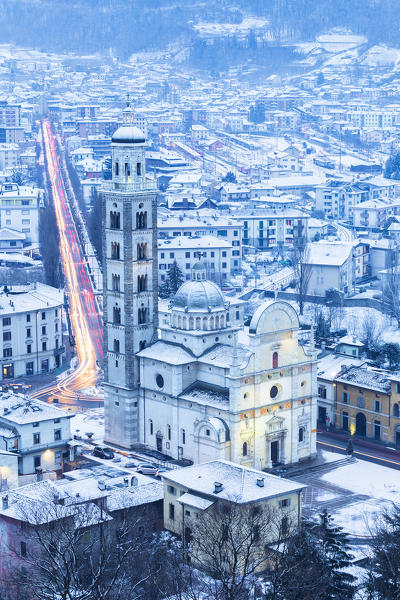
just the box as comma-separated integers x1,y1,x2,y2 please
112,125,146,144
172,280,226,313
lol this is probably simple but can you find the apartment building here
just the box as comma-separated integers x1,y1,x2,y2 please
0,283,64,380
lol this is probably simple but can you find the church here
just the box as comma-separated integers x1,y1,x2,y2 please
102,109,317,469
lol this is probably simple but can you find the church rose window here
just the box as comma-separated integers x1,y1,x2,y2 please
156,374,164,388
270,385,279,399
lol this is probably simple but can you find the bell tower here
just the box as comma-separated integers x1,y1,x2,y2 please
102,100,158,448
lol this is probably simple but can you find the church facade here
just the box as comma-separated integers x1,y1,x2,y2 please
137,270,317,469
102,114,317,468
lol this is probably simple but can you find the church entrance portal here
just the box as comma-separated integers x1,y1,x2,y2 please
355,413,366,437
271,440,279,464
156,433,162,452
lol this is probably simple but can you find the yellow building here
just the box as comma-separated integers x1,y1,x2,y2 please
334,366,400,446
162,459,305,550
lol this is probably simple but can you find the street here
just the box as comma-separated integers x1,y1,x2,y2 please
31,120,104,407
318,430,400,470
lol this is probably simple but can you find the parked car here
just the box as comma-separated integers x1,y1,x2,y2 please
124,461,137,468
93,446,115,460
136,462,159,475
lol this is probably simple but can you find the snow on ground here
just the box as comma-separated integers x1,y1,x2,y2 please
322,459,400,502
333,499,391,537
71,407,104,442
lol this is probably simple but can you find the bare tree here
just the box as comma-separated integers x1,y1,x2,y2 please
381,266,400,328
2,491,158,600
291,243,312,316
184,499,295,600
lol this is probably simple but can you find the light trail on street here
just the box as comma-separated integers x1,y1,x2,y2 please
32,120,104,407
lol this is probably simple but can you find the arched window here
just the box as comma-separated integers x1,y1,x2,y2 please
137,162,142,176
220,315,225,328
111,242,120,260
210,316,215,330
113,306,121,325
138,308,147,325
189,316,194,330
149,420,153,435
124,162,130,177
215,315,220,329
196,317,201,330
182,429,186,444
137,275,147,292
113,339,120,353
114,162,119,176
111,274,120,291
298,427,304,443
272,351,278,369
242,441,248,457
136,212,147,230
394,403,400,418
167,425,171,441
137,243,147,260
139,340,146,351
203,317,208,331
110,211,120,229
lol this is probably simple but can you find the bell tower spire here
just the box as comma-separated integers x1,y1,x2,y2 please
102,107,158,449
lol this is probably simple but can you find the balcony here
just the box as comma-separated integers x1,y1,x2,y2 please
10,438,71,456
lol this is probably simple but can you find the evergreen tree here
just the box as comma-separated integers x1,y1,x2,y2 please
384,152,400,180
87,189,103,265
317,509,355,600
159,278,172,299
167,260,184,294
266,522,328,600
366,504,400,599
316,310,330,338
222,171,237,183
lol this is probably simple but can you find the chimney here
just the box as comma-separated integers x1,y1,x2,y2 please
98,479,106,491
123,477,129,487
130,476,138,488
256,477,265,488
214,482,223,494
2,494,8,510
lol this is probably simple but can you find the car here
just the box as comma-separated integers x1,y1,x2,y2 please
112,456,121,463
124,462,137,468
136,462,159,475
155,466,168,478
93,446,115,460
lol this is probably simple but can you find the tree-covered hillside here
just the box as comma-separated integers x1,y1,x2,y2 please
0,0,400,58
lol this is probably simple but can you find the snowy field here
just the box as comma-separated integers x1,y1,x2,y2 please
322,459,400,503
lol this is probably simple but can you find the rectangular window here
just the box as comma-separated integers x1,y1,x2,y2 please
375,400,381,413
3,331,11,341
358,397,364,408
2,317,11,326
185,252,190,258
34,456,41,469
54,429,61,441
42,341,47,352
279,498,291,508
136,162,141,176
318,386,327,399
3,348,12,358
26,328,31,338
342,392,349,404
20,541,26,557
41,326,46,336
41,312,45,320
33,433,40,445
26,314,31,323
167,485,176,495
27,344,31,354
169,503,175,520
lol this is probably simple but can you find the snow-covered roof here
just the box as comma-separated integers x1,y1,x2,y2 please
306,241,353,266
137,341,194,365
162,460,305,504
317,353,367,382
0,282,63,315
336,366,391,394
158,235,231,250
0,392,71,424
179,384,229,409
177,492,215,511
337,335,364,348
